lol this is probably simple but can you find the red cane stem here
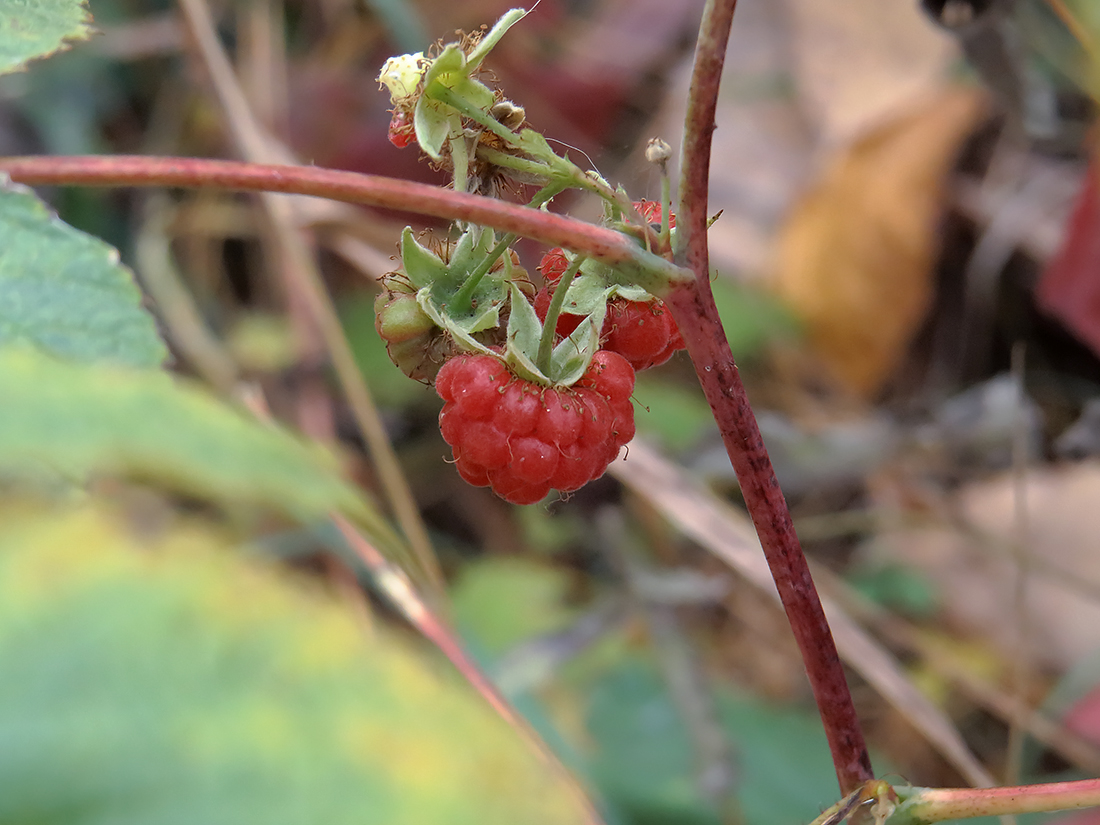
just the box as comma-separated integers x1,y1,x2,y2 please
0,154,644,266
669,0,873,795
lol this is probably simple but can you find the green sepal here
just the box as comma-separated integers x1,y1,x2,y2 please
467,8,526,70
401,227,509,354
550,302,604,387
503,282,548,384
417,43,499,160
414,98,456,161
502,283,605,388
400,227,448,290
513,129,567,169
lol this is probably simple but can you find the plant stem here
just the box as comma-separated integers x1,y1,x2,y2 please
429,83,519,147
535,255,586,377
668,0,873,795
450,232,513,313
0,155,669,270
450,186,565,315
891,781,1100,825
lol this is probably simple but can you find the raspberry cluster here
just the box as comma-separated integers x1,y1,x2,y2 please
436,352,636,504
534,244,686,371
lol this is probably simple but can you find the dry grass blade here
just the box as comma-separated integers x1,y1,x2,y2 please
175,0,444,599
609,441,996,788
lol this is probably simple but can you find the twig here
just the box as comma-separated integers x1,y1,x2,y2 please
607,441,993,788
175,0,444,598
667,0,872,794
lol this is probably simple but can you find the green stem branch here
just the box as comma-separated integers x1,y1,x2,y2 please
535,255,586,377
891,781,1100,825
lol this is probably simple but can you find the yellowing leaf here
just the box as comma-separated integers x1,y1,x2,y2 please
0,346,394,542
0,0,92,75
773,88,987,396
0,498,599,825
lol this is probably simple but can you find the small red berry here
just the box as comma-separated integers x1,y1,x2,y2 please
435,353,636,504
388,110,416,148
633,199,676,229
538,248,570,281
533,244,685,370
602,299,685,371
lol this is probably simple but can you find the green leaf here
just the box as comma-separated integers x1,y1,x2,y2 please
0,346,392,536
0,0,91,75
582,658,842,825
467,8,526,69
452,556,576,656
0,180,168,369
0,499,596,825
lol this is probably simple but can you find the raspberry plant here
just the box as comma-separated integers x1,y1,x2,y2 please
4,1,1100,824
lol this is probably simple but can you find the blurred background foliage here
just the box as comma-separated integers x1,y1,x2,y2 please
4,0,1100,823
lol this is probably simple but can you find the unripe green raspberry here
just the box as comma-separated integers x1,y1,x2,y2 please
374,274,451,382
375,290,434,345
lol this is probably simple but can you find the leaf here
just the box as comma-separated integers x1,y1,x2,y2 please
581,658,842,825
451,556,576,656
0,346,394,539
773,88,986,396
0,0,92,75
0,180,167,369
0,499,597,825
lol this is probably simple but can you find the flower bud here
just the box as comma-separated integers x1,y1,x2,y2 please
645,138,673,165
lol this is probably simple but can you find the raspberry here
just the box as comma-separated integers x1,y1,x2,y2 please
533,240,685,370
534,278,685,370
436,353,636,504
388,110,416,148
538,248,570,281
375,275,452,381
602,298,685,371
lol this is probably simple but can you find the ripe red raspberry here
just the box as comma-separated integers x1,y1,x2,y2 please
436,352,636,504
603,298,686,371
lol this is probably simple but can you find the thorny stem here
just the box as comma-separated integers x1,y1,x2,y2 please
535,255,586,377
666,0,873,795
